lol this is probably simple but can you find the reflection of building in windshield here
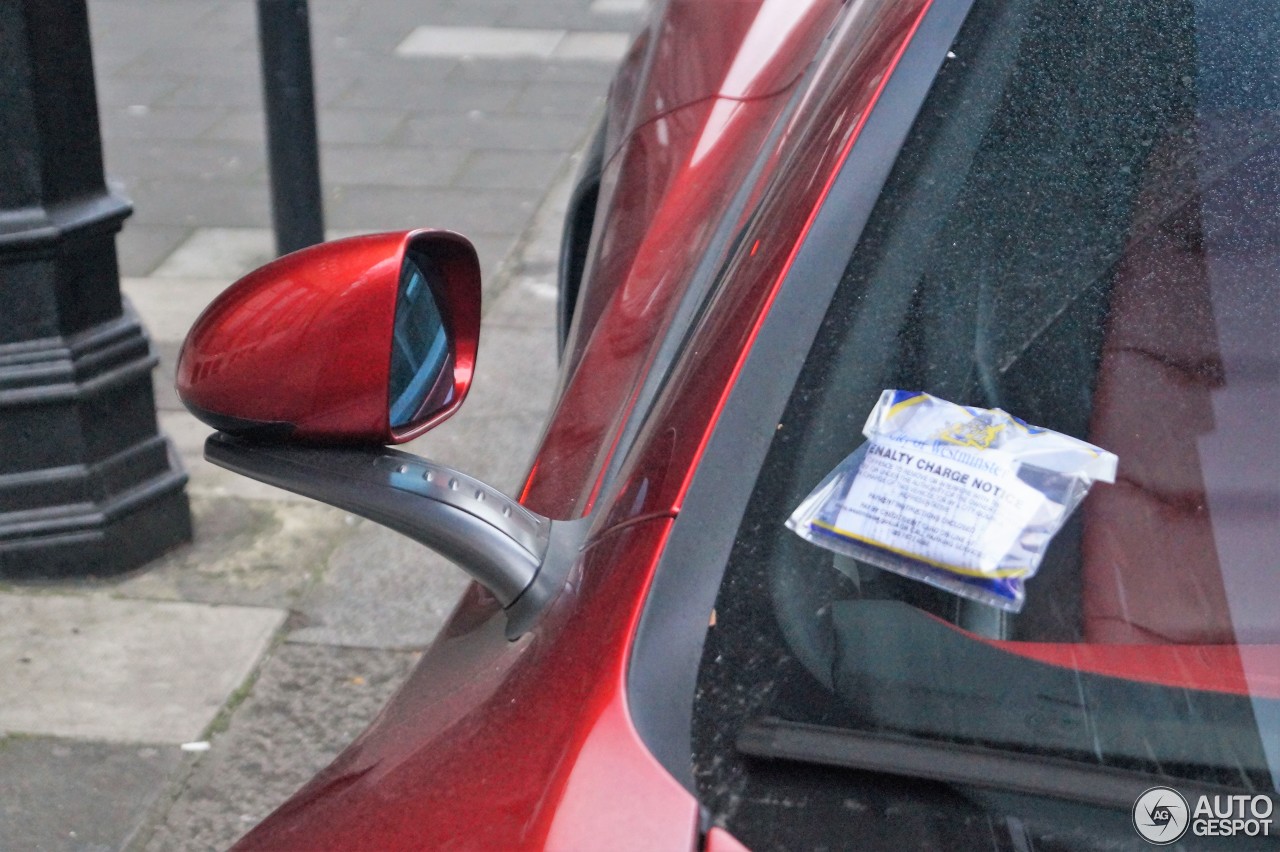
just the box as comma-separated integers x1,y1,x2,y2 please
1195,0,1280,788
1083,112,1279,648
1195,116,1280,789
1081,125,1229,646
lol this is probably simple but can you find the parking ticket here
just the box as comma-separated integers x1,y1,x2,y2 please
788,390,1118,611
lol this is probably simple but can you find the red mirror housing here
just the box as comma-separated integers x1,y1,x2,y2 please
176,230,480,444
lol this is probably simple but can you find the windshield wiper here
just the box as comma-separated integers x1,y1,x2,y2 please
738,717,1257,810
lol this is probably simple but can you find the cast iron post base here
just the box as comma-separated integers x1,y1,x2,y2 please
0,0,192,577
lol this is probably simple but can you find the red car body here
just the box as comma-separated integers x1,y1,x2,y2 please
213,0,1280,847
230,0,933,847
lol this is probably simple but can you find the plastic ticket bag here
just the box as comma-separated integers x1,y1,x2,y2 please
786,390,1118,611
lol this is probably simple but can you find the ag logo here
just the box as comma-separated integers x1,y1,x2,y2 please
1133,786,1190,844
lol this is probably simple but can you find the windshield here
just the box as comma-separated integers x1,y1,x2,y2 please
695,0,1279,844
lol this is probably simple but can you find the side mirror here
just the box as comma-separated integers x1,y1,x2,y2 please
176,232,577,638
177,230,479,444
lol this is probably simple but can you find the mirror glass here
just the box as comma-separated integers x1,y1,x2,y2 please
388,253,455,429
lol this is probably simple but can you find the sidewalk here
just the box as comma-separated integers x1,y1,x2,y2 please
0,1,644,849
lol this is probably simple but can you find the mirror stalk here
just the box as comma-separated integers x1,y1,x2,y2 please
204,433,576,638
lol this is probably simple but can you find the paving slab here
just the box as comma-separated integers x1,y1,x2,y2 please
333,78,520,112
287,521,472,650
139,644,421,852
396,25,568,60
402,110,589,151
500,1,649,31
324,183,540,236
313,109,409,145
0,595,286,744
158,77,270,110
361,0,511,29
446,55,620,86
107,495,350,612
511,79,611,116
113,224,193,278
554,30,634,61
94,76,180,110
396,25,632,63
144,232,274,282
113,42,261,81
454,149,569,191
105,140,266,185
100,107,226,143
0,736,183,852
591,0,651,13
322,144,469,187
316,55,461,92
483,272,562,329
209,108,407,146
124,178,273,228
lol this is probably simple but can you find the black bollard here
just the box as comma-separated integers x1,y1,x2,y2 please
257,0,325,256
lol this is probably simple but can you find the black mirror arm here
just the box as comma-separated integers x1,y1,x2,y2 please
204,433,569,637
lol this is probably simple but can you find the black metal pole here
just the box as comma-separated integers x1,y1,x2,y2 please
257,0,325,256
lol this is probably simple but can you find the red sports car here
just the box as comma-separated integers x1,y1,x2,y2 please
177,0,1279,848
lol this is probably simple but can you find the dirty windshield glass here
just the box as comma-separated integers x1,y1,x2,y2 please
695,0,1280,840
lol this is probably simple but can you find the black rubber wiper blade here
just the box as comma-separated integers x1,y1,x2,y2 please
737,717,1254,810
